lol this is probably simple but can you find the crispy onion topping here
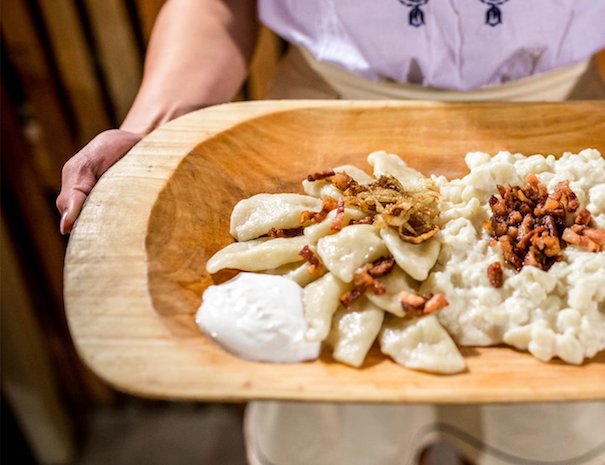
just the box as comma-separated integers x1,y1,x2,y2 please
305,170,440,243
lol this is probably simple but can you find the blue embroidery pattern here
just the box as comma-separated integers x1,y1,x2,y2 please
398,0,429,27
480,0,509,27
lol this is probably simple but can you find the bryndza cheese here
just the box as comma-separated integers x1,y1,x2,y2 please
426,149,605,364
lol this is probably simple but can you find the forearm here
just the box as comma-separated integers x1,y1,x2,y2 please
121,0,259,134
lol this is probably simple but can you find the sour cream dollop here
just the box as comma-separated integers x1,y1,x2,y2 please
196,272,320,362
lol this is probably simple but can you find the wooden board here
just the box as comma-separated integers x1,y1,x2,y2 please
64,101,605,403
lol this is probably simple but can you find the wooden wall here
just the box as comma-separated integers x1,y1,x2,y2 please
1,2,282,463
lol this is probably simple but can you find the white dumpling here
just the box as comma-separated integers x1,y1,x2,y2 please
367,151,427,192
327,298,384,368
304,208,367,243
380,228,440,281
317,224,388,282
302,273,350,342
263,261,325,287
379,314,466,374
366,266,418,317
230,193,322,241
302,164,374,198
206,236,307,274
285,263,325,287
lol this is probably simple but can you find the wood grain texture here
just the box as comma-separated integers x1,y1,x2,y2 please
1,0,76,189
38,0,111,142
64,101,605,403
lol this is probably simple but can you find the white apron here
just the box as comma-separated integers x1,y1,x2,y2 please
246,45,605,465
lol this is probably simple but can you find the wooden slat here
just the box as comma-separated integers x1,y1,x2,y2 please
135,0,165,45
2,83,115,408
1,0,75,190
37,0,111,143
247,27,282,99
84,0,142,122
1,217,75,465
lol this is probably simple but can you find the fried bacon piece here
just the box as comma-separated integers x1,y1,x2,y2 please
487,262,504,288
306,169,336,182
298,245,324,274
267,227,304,238
575,208,592,226
486,174,602,278
330,172,357,191
562,228,602,252
330,199,346,231
399,290,449,317
339,257,395,307
348,216,374,226
560,207,605,252
300,196,338,225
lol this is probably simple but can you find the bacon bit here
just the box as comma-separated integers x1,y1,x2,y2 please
339,257,395,307
516,225,546,251
575,208,592,226
562,228,601,252
298,245,324,274
583,227,605,247
487,174,602,275
487,262,504,288
267,227,304,238
399,290,448,317
372,280,387,295
367,257,396,277
348,216,374,226
424,294,449,314
330,172,356,191
306,169,335,182
300,196,338,225
398,290,426,309
553,180,579,212
534,233,561,257
330,199,346,231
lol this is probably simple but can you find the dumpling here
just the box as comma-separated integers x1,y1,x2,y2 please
304,207,367,243
302,164,374,198
327,298,384,367
263,261,325,287
365,266,418,317
380,228,440,281
206,236,307,273
367,151,427,192
230,193,322,241
302,272,350,342
379,314,466,374
317,224,388,282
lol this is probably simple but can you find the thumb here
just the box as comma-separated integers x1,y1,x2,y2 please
57,129,143,234
59,190,88,235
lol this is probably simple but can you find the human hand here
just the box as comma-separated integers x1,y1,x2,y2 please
56,129,143,234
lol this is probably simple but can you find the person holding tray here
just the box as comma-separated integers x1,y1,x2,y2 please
57,1,605,464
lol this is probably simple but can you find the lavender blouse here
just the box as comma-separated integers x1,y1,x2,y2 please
259,0,605,90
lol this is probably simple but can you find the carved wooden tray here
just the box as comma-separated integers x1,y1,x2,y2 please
64,100,605,402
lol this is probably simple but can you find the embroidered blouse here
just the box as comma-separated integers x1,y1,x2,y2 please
258,0,605,90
